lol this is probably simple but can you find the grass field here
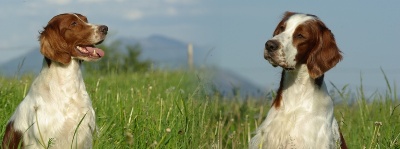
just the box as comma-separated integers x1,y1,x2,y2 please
1,70,399,148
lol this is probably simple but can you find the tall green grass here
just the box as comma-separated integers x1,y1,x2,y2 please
1,70,399,148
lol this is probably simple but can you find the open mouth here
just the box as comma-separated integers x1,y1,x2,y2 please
76,41,105,59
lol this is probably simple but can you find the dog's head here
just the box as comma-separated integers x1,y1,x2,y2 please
264,11,342,78
39,13,108,65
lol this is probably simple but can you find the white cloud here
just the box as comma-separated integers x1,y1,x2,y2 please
164,0,197,4
124,10,144,21
45,0,71,5
166,7,178,16
44,0,111,5
77,0,108,3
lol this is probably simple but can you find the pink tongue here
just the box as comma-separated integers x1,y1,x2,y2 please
85,47,105,57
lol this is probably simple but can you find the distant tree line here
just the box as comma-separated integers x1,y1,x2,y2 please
84,40,151,73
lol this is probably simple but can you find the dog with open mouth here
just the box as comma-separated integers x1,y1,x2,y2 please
2,13,107,149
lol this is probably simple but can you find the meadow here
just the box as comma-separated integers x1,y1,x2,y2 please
0,70,399,148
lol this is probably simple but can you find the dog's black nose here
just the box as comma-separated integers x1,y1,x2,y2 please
265,40,279,52
99,25,108,34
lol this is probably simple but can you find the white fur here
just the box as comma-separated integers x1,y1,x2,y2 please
250,65,340,149
8,59,95,149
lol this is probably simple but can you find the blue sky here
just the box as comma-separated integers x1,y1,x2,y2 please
1,0,400,95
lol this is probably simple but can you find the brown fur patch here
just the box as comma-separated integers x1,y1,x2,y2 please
339,130,347,149
272,70,285,108
2,121,23,149
305,20,342,79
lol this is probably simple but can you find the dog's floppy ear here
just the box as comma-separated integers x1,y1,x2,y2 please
39,21,71,65
306,20,342,79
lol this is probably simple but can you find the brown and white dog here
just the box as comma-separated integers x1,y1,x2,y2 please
2,13,107,149
250,12,347,149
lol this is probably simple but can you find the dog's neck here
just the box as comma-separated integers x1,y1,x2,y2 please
40,57,83,80
272,64,328,108
30,57,87,101
282,65,325,89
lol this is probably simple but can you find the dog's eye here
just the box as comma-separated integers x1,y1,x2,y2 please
71,21,77,27
279,26,285,31
296,33,304,39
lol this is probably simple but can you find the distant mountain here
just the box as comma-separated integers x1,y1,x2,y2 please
0,34,266,98
0,48,43,75
202,67,268,98
118,35,217,68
